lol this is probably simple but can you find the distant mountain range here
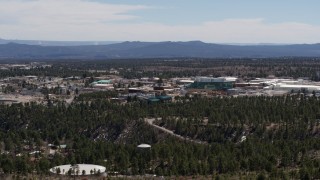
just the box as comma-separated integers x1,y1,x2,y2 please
0,40,320,59
0,38,119,46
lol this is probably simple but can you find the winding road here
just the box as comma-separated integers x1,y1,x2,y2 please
145,118,208,145
65,95,75,105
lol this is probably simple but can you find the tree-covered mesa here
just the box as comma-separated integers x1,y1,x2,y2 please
2,58,320,80
2,92,320,178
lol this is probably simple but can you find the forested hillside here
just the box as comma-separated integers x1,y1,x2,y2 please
2,58,320,80
1,92,320,179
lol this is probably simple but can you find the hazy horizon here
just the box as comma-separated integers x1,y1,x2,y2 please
1,0,320,44
0,38,314,46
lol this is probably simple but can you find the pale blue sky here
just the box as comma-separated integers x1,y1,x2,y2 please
102,0,320,25
0,0,319,43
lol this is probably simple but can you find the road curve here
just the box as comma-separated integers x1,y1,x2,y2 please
145,118,208,145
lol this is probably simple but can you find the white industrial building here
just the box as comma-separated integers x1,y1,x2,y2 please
245,77,320,93
92,83,114,89
264,83,320,93
195,77,237,83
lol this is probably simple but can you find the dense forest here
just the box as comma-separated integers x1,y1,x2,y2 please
2,58,320,179
2,58,320,80
0,91,320,179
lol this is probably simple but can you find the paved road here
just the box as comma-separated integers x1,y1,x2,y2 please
145,118,208,145
65,95,75,105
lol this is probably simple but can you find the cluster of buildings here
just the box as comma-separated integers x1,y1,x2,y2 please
0,75,82,105
88,75,320,101
230,77,320,96
0,62,51,70
2,73,320,105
